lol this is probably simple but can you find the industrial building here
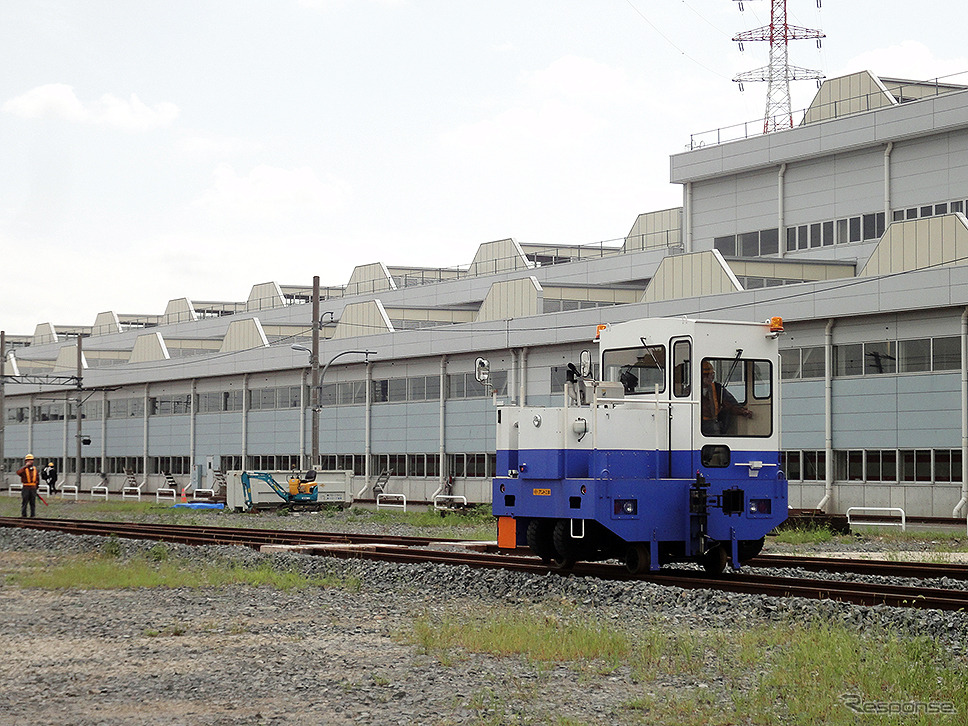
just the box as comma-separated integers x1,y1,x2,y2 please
3,69,968,518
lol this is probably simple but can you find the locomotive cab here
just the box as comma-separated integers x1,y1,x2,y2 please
491,316,788,573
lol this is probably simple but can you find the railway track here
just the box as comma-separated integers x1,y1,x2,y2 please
748,553,968,581
2,516,967,612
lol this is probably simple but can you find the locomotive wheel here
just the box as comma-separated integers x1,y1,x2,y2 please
702,546,728,574
624,543,651,574
526,519,557,563
551,520,579,570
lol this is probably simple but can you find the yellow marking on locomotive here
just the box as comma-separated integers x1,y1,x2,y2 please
532,488,551,496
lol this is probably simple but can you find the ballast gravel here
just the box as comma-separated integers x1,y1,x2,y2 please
1,526,967,726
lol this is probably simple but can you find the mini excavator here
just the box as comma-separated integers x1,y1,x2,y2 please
240,469,318,511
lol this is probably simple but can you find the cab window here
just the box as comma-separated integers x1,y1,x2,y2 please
603,345,666,395
700,357,773,437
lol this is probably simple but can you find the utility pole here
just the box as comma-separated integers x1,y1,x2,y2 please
311,275,320,467
732,0,824,133
75,335,83,488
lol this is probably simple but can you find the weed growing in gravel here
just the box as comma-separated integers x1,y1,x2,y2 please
147,543,170,561
412,609,630,668
406,607,968,726
771,525,843,546
101,536,122,558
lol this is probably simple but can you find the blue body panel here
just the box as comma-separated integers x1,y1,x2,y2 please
492,447,787,550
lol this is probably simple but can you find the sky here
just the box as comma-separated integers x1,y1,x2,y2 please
1,1,966,336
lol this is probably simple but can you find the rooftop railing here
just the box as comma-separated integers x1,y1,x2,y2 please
687,71,968,151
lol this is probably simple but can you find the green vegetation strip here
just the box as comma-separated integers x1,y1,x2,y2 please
0,497,497,540
405,606,967,726
3,541,359,591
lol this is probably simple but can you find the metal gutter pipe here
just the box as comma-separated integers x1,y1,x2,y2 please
954,308,968,517
778,163,787,258
519,347,528,407
141,382,150,488
510,349,518,405
365,360,373,492
102,390,109,479
684,182,693,253
816,318,835,511
884,142,894,221
432,354,448,502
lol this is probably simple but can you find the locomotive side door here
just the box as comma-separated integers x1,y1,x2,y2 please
668,337,695,478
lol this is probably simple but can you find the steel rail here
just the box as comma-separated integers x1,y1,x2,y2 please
748,553,968,581
3,517,966,611
0,517,452,548
289,543,968,611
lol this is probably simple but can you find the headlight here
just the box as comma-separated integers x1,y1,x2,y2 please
749,498,772,514
614,499,637,515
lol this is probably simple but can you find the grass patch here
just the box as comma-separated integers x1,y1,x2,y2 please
412,609,630,667
0,496,185,519
404,606,968,725
771,525,843,546
343,505,496,539
5,551,360,591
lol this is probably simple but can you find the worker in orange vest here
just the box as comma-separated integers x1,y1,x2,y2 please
16,454,40,518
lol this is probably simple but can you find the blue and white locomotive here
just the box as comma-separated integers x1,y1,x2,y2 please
491,316,788,573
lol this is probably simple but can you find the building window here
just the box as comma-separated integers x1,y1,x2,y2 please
848,217,861,243
150,395,192,416
864,341,896,375
932,337,961,370
809,223,821,248
337,381,367,406
319,383,338,407
151,456,192,475
834,344,863,377
221,455,243,472
820,221,833,246
760,228,779,255
782,451,801,480
803,451,826,481
779,350,799,380
865,450,897,482
736,231,755,256
714,235,736,256
836,218,849,244
225,391,244,412
898,339,931,372
780,346,825,380
900,449,932,482
935,450,962,483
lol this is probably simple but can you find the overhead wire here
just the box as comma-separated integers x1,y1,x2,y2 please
622,0,733,80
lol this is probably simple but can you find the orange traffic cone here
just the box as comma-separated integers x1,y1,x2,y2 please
180,488,187,503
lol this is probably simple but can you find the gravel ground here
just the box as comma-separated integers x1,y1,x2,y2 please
1,518,967,725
